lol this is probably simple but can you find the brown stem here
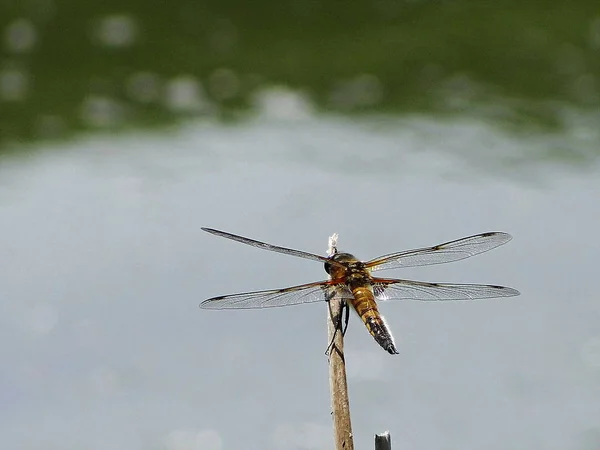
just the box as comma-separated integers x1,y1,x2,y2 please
327,297,354,450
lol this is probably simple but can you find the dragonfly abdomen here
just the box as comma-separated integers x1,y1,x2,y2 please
350,286,399,355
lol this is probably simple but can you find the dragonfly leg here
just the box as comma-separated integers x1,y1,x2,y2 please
325,300,347,357
341,301,349,336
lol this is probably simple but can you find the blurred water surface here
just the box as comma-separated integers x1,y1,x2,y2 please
0,110,599,450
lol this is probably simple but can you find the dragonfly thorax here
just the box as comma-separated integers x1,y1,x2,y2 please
324,252,363,279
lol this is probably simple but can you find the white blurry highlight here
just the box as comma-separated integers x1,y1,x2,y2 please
164,75,210,114
251,86,314,121
94,14,138,48
5,18,37,53
80,95,124,127
0,67,29,101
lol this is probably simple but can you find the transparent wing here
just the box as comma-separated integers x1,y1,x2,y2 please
365,232,512,271
372,277,520,301
200,280,354,310
202,228,339,265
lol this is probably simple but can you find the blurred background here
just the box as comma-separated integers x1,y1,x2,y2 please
1,1,599,449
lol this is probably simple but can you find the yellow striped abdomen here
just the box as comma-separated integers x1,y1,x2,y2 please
349,285,398,355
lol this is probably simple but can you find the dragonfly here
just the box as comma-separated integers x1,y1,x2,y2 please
200,228,520,354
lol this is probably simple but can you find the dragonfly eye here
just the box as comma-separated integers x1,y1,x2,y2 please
324,260,332,275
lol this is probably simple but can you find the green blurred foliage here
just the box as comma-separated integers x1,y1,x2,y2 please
0,0,599,149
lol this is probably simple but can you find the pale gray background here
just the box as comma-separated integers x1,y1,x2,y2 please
1,110,599,450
